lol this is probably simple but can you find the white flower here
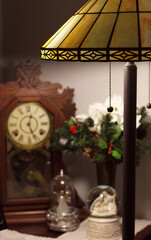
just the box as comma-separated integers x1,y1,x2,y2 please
104,95,124,127
87,102,106,131
76,95,143,133
136,115,142,129
59,138,68,145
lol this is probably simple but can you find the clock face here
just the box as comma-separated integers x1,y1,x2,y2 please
7,102,51,149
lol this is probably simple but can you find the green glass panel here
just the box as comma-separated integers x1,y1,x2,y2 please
44,15,83,49
78,0,97,14
139,0,151,11
60,14,98,48
81,13,117,48
119,0,136,12
110,13,138,48
102,0,121,13
88,0,107,13
140,13,151,48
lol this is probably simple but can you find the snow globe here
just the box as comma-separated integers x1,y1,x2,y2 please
86,185,121,240
46,169,79,232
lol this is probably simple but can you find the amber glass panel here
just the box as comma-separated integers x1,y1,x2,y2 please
81,50,106,61
102,0,121,13
78,0,97,14
58,50,78,60
88,0,107,13
44,15,84,49
41,50,57,60
42,17,76,48
81,13,117,48
142,50,151,61
111,13,138,48
119,0,136,12
60,14,98,48
139,13,151,48
42,16,74,48
110,50,139,61
139,0,151,11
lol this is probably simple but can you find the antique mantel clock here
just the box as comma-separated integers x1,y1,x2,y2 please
0,61,76,224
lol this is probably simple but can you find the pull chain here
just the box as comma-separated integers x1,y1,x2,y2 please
147,62,151,109
107,62,113,112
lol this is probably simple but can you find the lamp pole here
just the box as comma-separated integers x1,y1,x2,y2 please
123,62,137,240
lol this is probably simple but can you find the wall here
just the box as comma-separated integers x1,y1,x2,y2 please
1,0,151,219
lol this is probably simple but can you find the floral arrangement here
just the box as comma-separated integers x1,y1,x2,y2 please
51,95,151,165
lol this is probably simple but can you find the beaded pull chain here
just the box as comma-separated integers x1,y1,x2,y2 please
147,62,151,109
107,62,113,112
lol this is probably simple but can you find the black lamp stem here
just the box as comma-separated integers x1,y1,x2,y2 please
123,62,137,240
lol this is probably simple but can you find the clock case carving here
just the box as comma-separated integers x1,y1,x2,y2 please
0,61,76,224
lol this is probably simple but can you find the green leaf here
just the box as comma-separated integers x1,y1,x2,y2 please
98,139,108,149
67,119,76,126
93,152,105,163
111,125,122,142
85,118,94,127
111,150,121,160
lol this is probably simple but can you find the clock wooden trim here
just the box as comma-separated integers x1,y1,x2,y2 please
0,61,76,224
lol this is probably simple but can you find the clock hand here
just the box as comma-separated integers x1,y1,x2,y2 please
28,124,37,141
27,115,39,142
29,125,33,134
27,115,35,135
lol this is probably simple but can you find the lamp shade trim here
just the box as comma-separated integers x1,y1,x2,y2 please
41,48,151,62
41,0,151,62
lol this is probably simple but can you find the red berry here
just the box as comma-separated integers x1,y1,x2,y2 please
69,125,77,134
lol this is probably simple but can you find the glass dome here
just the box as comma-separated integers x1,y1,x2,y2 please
46,169,79,232
87,185,120,218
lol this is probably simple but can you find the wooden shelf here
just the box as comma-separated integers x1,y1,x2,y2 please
7,208,88,238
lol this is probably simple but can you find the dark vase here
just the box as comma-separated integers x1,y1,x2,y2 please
96,158,116,188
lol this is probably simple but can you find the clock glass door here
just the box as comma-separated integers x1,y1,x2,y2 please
5,102,53,199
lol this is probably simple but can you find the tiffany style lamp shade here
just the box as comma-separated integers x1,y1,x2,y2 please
41,1,151,239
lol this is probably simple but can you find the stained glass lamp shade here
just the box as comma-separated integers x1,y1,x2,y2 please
41,1,151,240
41,0,151,62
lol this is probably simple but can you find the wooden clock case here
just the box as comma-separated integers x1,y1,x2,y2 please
0,61,76,224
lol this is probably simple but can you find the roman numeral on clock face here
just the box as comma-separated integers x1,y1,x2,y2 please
26,105,31,112
33,134,40,141
39,114,45,118
27,136,32,144
12,115,18,120
18,135,24,142
17,108,23,115
41,122,48,126
9,123,17,127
